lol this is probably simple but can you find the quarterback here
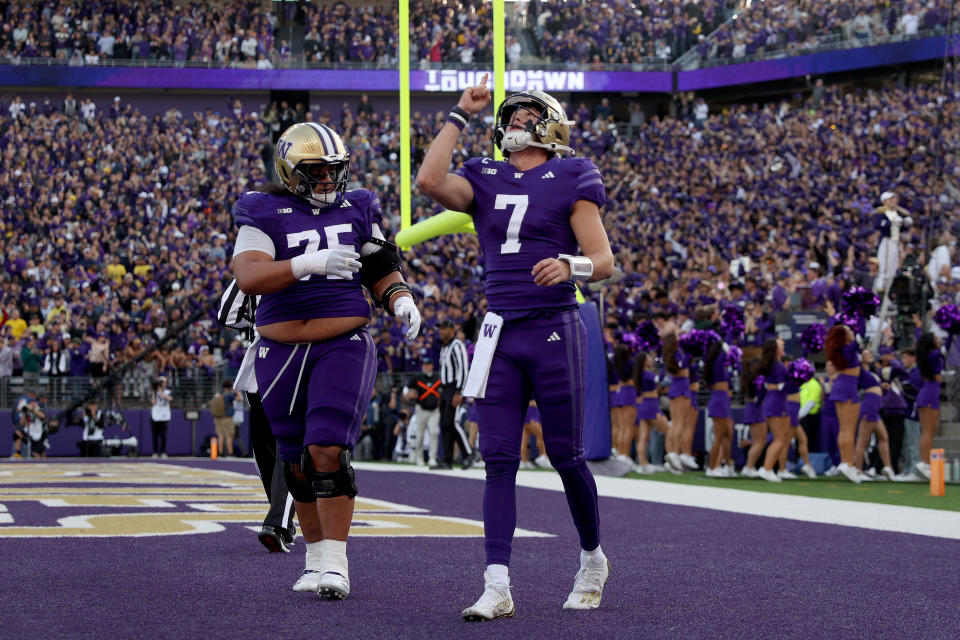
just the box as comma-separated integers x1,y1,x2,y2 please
417,78,615,620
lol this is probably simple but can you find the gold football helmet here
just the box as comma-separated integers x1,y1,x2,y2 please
274,122,351,206
493,90,574,157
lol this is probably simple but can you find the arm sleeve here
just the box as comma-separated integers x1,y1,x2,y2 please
360,223,387,257
232,225,276,258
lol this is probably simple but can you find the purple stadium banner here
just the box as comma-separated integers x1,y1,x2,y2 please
411,68,672,93
678,35,951,91
0,64,672,93
0,35,949,93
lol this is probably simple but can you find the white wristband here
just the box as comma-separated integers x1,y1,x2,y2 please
557,254,594,281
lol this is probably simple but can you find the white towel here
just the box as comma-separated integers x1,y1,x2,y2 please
463,312,504,399
234,337,260,393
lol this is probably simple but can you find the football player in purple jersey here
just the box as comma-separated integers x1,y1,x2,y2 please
230,122,421,601
417,76,615,620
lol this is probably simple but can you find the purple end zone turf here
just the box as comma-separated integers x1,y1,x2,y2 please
1,459,958,639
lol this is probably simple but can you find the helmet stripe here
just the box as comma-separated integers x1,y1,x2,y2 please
305,122,332,155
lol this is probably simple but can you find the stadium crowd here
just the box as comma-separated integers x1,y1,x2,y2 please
698,0,957,63
2,58,959,471
2,73,960,377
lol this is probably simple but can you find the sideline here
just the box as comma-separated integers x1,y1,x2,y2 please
353,462,960,541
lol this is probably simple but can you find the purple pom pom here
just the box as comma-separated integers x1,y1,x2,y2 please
679,329,721,357
724,345,742,370
786,358,816,385
934,304,960,335
799,323,827,355
634,320,662,354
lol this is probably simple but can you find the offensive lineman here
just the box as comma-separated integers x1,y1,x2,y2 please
230,122,421,600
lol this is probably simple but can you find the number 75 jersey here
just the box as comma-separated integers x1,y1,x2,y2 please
232,188,381,325
456,156,605,311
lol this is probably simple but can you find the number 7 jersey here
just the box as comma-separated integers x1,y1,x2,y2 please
456,156,605,311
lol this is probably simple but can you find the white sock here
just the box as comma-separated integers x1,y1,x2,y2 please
319,539,347,557
305,541,324,570
581,545,605,567
485,563,509,586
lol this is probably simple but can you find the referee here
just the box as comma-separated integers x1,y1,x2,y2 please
436,319,479,470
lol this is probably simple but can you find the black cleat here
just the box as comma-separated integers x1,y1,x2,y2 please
257,525,291,553
282,525,297,549
462,450,481,471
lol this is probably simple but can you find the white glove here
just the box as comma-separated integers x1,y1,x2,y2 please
393,296,421,341
290,248,361,280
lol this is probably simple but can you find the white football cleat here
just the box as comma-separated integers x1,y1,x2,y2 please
462,575,514,621
316,555,350,600
679,454,700,470
292,569,322,593
801,464,817,479
563,557,610,610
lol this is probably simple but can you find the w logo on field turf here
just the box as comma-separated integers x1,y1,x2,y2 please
547,332,561,342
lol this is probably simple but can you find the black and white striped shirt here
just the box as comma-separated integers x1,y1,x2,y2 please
440,338,469,391
218,278,258,330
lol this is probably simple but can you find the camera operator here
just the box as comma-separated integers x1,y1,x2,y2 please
11,391,49,458
150,376,172,458
80,401,105,457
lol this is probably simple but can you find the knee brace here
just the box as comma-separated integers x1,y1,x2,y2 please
283,462,318,503
301,448,358,499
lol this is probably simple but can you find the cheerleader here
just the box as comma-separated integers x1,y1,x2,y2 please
915,333,943,480
758,338,790,483
819,361,842,472
853,350,895,481
632,351,669,474
778,359,817,479
704,340,734,477
825,324,863,483
609,343,638,465
681,355,701,471
662,333,689,474
739,358,767,478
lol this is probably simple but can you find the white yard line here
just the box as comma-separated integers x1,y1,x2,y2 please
353,463,960,541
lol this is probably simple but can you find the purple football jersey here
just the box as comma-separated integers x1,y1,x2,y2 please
233,189,381,325
456,156,605,311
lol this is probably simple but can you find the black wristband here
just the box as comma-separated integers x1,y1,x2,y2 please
448,106,470,130
379,282,416,316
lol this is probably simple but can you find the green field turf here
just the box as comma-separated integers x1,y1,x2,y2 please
630,470,960,512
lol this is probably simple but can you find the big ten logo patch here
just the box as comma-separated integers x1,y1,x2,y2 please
0,463,553,539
